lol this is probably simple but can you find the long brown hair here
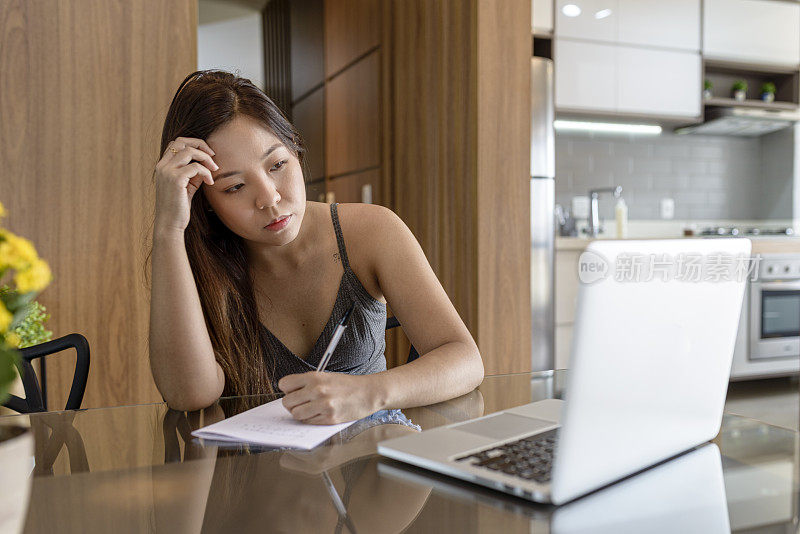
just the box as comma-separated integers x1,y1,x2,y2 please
151,70,306,397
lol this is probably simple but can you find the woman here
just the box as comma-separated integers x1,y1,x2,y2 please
148,70,483,423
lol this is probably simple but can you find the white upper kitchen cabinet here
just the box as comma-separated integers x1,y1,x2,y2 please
555,0,700,51
555,39,617,112
555,0,618,42
556,38,701,118
704,0,800,67
532,0,554,35
617,0,700,51
617,47,701,117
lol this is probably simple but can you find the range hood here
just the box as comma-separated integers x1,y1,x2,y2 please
676,105,800,136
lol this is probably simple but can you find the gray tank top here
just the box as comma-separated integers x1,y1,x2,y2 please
259,203,388,390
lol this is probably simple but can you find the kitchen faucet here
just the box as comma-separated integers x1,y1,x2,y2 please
585,186,623,237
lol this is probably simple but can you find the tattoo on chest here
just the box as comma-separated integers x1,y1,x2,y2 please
333,252,340,263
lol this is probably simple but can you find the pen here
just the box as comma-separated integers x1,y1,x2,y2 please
315,303,356,372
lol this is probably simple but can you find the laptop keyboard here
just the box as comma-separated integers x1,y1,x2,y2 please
454,429,558,484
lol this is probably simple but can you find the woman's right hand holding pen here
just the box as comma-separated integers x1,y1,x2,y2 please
154,137,219,235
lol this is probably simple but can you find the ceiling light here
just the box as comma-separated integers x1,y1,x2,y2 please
554,120,662,135
561,4,582,17
594,9,613,19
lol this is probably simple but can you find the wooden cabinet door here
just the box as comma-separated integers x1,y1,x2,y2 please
290,0,325,101
324,0,380,78
704,0,800,67
325,51,380,177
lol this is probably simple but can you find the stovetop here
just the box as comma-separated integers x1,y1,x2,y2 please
699,226,795,237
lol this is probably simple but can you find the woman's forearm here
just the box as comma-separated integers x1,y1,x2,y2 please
369,342,484,410
149,229,224,410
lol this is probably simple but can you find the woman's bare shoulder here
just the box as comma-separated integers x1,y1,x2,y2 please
335,203,403,245
335,201,395,220
334,203,407,301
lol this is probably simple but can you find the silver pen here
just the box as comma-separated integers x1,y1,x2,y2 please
315,303,356,372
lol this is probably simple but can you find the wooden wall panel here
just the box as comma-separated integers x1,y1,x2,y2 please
0,0,198,408
263,0,292,116
290,0,325,102
379,0,393,210
390,0,531,375
305,179,326,203
326,169,379,204
292,87,326,181
476,0,531,374
324,0,380,78
390,0,478,353
325,50,380,177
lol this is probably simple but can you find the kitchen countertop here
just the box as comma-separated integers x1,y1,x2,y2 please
556,236,800,254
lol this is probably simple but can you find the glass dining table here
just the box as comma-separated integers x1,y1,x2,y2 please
2,371,798,533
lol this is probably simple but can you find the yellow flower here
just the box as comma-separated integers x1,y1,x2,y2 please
0,201,6,218
10,234,38,264
0,232,39,271
0,304,11,333
14,258,52,294
5,332,20,348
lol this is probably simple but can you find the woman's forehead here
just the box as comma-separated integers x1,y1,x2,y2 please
208,116,283,157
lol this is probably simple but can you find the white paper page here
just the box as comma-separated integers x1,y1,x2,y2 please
191,398,356,450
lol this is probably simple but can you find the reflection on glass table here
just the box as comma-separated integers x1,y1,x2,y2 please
380,443,730,533
0,371,796,533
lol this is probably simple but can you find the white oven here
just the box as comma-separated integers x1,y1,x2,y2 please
731,253,800,379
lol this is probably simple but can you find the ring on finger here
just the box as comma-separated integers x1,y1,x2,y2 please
168,143,186,155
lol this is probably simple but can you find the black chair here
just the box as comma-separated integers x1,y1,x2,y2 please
3,333,90,414
385,317,420,363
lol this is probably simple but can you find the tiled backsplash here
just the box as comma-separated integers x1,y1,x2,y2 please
555,127,796,221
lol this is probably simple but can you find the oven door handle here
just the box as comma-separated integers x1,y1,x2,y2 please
755,281,800,291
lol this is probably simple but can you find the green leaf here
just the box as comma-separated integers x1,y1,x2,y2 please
0,285,52,348
0,288,35,314
13,301,52,347
0,346,20,405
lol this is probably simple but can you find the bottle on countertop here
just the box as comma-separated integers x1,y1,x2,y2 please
615,197,628,238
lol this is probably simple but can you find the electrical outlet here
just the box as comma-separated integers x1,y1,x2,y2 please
660,198,675,219
572,196,590,219
361,184,373,204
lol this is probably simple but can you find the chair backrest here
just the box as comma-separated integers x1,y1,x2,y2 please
385,317,420,363
3,333,90,414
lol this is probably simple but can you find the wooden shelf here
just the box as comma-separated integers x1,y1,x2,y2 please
704,58,800,76
703,61,799,109
703,97,798,111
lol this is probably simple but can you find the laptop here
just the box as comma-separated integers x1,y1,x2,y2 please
378,238,752,505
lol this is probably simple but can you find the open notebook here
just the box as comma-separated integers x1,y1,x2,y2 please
191,398,357,450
